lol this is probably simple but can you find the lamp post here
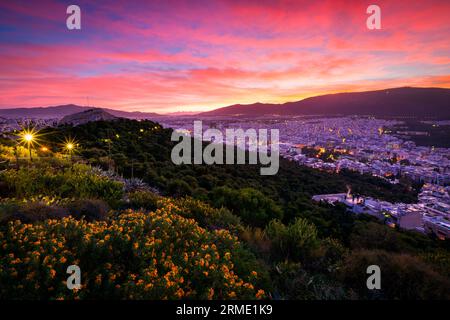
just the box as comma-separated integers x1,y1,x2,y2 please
24,133,34,161
66,142,74,164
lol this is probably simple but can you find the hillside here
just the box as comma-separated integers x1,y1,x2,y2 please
59,108,119,126
200,87,450,119
0,104,161,120
1,118,449,300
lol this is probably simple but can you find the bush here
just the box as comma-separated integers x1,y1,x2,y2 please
127,191,160,211
0,201,21,224
2,201,67,224
271,261,352,300
265,218,320,263
211,187,283,227
168,179,192,197
66,199,110,221
0,164,124,207
169,197,242,233
0,201,266,300
339,250,450,299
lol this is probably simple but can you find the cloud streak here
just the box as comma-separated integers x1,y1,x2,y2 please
0,0,449,112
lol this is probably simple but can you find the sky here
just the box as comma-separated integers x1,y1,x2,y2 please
0,0,449,113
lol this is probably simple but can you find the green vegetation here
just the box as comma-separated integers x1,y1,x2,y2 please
392,121,450,148
0,118,449,300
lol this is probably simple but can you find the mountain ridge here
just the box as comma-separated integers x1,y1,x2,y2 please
0,104,161,120
59,108,119,126
199,87,450,119
1,87,449,119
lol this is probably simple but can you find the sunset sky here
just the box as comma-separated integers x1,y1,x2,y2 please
0,0,449,113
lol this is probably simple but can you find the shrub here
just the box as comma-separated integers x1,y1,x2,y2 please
0,201,266,300
265,218,320,263
168,179,192,197
271,261,352,300
211,187,283,227
339,249,450,299
240,227,271,258
127,191,160,211
168,197,243,233
2,201,67,224
0,164,124,207
66,199,110,221
0,201,21,224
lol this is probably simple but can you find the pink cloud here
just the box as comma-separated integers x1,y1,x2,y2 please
0,0,449,112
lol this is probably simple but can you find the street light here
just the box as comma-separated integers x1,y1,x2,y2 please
63,138,78,165
20,130,35,161
24,133,33,142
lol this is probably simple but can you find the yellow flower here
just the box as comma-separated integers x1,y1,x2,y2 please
49,269,56,279
207,288,214,300
256,289,265,299
176,288,185,298
59,257,67,264
145,283,153,290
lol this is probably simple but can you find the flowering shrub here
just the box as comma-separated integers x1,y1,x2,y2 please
0,164,124,207
159,197,242,234
0,201,266,300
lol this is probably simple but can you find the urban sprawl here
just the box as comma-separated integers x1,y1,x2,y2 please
163,116,450,240
1,115,449,239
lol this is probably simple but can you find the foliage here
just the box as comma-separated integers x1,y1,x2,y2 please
0,201,266,300
211,187,283,227
339,250,450,300
271,261,353,300
0,201,67,224
166,197,243,234
265,218,320,263
126,190,160,212
66,199,110,222
0,163,124,207
0,119,448,300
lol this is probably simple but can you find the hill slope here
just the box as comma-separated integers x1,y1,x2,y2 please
0,104,161,120
59,108,119,126
200,87,450,118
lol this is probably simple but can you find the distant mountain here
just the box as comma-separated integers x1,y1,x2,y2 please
199,87,450,119
59,108,119,126
164,111,200,116
0,104,161,120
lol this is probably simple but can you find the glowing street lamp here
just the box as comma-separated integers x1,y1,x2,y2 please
19,129,36,161
24,133,34,142
66,143,74,151
63,138,78,164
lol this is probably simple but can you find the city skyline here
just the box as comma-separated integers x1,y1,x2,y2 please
0,0,449,112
